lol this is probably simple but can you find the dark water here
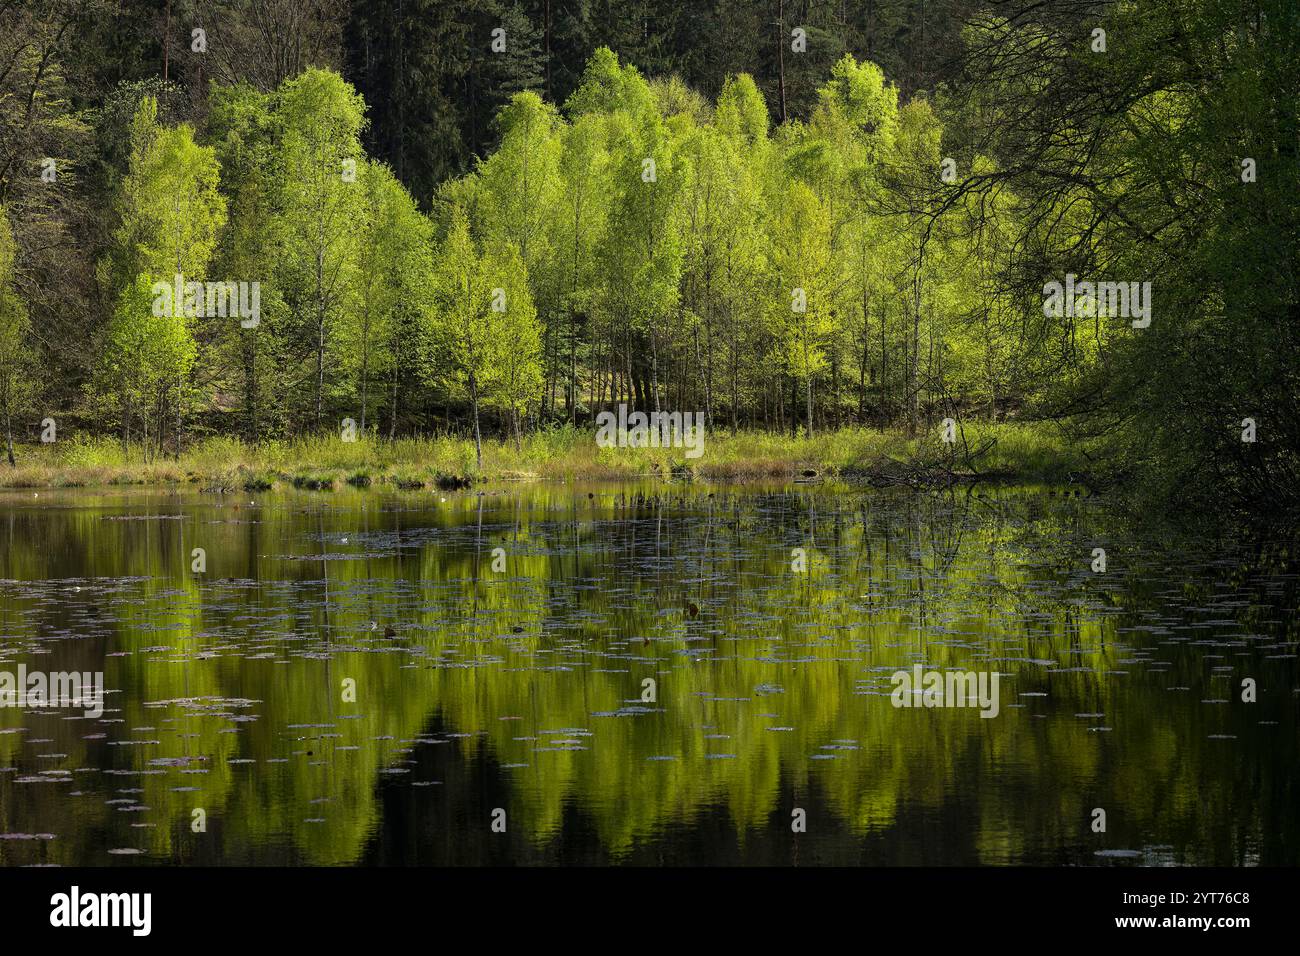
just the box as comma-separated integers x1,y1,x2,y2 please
0,483,1295,866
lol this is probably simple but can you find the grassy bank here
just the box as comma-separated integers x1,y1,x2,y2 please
0,422,1090,491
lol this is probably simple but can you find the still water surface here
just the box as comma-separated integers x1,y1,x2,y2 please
0,483,1295,865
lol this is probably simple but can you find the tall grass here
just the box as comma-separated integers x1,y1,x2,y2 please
0,421,1087,490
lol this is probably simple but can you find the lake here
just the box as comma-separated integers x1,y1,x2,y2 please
0,483,1295,865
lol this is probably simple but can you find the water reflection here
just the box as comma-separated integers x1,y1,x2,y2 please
0,483,1295,866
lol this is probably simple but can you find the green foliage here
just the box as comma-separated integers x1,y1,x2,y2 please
0,205,32,464
95,98,225,457
344,161,433,434
770,180,833,436
1,1,1295,510
424,208,544,465
272,69,369,425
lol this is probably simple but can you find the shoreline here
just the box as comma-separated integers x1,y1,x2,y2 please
0,424,1093,492
0,466,1058,494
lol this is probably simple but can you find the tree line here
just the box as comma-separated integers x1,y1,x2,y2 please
1,0,1296,507
3,45,1037,466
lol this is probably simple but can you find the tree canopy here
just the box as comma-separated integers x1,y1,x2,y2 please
0,0,1295,509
